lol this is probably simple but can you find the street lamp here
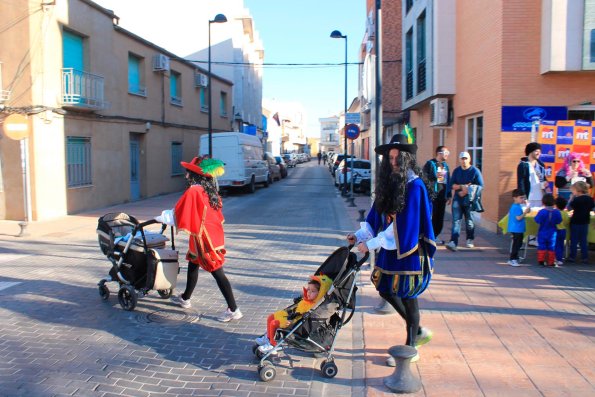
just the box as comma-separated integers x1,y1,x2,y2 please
330,29,348,196
208,13,227,157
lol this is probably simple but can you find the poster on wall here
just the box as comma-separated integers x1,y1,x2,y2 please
537,119,595,194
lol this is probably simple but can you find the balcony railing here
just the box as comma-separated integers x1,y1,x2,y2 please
417,59,426,93
61,68,105,110
406,70,413,100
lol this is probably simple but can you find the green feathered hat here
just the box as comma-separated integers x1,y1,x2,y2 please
181,156,225,178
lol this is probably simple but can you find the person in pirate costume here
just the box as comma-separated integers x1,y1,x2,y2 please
347,128,436,365
156,156,243,322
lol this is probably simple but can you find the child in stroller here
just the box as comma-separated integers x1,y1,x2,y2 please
255,275,333,354
253,246,368,382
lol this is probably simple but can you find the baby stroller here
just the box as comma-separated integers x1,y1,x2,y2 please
96,212,179,311
253,245,369,382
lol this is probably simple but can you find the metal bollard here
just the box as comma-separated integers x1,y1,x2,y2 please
17,221,29,237
348,197,356,207
358,209,366,222
384,345,422,393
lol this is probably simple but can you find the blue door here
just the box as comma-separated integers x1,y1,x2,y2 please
62,30,84,103
62,30,84,70
130,138,140,201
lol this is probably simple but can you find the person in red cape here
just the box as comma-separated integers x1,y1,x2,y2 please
156,156,242,322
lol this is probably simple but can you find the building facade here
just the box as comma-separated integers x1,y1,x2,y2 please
402,0,595,225
319,115,341,154
186,0,264,135
0,0,233,221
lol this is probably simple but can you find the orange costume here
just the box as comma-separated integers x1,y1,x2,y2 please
174,185,226,272
266,275,333,346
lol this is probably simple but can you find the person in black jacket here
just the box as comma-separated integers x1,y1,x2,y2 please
517,142,549,208
423,146,452,244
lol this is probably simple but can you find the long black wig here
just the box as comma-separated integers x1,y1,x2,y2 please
186,171,222,211
374,151,435,215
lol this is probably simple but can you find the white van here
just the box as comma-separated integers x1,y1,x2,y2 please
199,132,269,193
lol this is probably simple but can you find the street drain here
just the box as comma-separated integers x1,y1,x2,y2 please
138,310,200,325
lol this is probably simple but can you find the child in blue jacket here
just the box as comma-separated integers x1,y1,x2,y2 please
534,193,562,267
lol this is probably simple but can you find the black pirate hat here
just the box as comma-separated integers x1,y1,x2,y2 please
374,133,417,155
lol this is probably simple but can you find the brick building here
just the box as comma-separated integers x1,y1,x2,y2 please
402,0,595,226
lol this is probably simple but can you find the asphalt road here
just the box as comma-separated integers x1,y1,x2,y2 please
0,161,363,397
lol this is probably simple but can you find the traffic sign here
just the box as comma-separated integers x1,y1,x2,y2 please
2,113,30,140
345,112,361,125
345,123,360,140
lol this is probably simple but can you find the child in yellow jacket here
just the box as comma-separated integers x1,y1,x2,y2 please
256,274,332,354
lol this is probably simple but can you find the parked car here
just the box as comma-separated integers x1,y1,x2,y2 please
199,132,269,193
330,154,353,177
265,152,282,182
282,153,297,168
274,156,288,178
335,159,371,192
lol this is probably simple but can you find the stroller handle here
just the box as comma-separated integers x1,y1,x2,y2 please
348,244,370,268
138,219,160,229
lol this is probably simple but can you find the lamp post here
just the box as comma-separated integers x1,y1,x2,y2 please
208,13,227,158
330,29,348,196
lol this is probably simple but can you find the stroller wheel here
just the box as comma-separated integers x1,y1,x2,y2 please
321,360,338,378
157,288,173,299
118,285,137,311
98,284,110,300
258,361,276,382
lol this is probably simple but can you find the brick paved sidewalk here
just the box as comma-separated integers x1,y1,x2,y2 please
340,193,595,397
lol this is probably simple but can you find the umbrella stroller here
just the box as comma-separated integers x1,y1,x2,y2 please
96,212,179,311
253,246,368,382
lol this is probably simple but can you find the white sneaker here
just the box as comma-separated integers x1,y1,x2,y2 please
466,239,475,248
509,259,520,267
255,334,269,346
218,308,243,322
445,241,457,251
257,342,277,355
171,293,191,309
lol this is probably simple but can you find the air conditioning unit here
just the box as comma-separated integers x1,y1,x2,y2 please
430,98,449,126
194,72,208,87
152,54,170,72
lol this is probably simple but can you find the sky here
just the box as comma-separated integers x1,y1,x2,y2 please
94,0,365,136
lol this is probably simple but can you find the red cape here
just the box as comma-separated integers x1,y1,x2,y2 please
174,185,225,272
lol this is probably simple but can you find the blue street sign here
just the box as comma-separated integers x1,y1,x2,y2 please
345,123,360,140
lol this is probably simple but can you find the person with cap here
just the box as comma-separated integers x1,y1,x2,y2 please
445,151,484,251
517,142,549,208
155,156,243,322
423,146,452,245
346,130,436,364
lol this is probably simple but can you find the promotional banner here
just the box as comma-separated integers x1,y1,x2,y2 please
537,119,595,194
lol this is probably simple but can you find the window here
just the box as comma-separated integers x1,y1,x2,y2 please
406,0,413,13
465,115,483,171
405,29,413,100
219,91,228,116
200,87,208,112
591,29,595,62
171,142,184,175
170,71,182,106
416,11,426,93
66,136,92,187
128,53,146,96
62,30,84,70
